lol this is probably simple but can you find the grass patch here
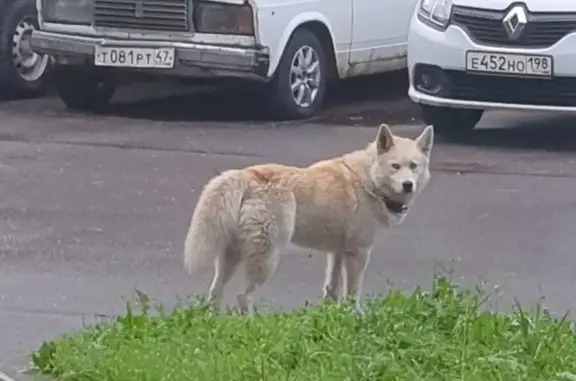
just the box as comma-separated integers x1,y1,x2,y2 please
30,276,576,381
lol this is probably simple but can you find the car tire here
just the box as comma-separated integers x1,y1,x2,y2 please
0,0,52,98
52,69,116,111
420,105,484,137
266,28,328,120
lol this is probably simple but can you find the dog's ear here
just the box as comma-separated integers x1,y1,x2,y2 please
415,125,434,156
376,123,394,153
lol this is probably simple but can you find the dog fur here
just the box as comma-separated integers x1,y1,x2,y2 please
183,124,434,312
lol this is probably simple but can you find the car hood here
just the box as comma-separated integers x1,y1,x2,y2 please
453,0,576,12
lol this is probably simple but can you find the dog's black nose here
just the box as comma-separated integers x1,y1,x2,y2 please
402,181,414,193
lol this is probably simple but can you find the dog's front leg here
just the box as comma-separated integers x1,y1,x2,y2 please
322,252,343,302
342,248,371,314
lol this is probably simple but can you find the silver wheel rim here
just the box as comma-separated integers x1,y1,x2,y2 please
289,45,321,108
12,18,50,82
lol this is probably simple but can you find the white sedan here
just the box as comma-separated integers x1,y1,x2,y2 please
407,0,576,136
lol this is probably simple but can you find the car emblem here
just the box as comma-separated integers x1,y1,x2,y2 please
503,5,527,40
135,2,144,18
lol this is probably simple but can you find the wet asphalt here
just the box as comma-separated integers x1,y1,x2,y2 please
1,80,576,379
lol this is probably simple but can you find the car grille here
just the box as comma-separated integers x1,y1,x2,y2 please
444,70,576,107
94,0,189,32
451,6,576,48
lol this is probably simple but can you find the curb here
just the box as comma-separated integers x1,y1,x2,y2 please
0,368,52,381
0,355,49,381
0,370,15,381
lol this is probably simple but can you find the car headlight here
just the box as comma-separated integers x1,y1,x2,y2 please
42,0,91,25
417,0,453,30
194,2,254,35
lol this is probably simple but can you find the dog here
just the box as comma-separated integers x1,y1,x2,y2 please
183,123,434,313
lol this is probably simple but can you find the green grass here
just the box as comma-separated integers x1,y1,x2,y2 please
30,276,576,381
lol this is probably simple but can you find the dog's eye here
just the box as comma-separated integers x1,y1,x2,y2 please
410,161,418,169
391,163,401,170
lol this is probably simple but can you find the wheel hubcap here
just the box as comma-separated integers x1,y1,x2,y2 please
289,45,321,108
12,19,50,82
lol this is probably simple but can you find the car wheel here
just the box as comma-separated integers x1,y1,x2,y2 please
52,70,116,111
420,105,484,137
266,28,328,120
0,0,52,98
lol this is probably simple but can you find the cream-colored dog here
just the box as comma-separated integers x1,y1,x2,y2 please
183,124,434,312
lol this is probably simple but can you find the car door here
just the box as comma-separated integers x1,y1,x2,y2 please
348,0,420,74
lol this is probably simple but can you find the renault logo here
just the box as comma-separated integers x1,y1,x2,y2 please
503,5,528,40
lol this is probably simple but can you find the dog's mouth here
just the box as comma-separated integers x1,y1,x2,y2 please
384,199,408,214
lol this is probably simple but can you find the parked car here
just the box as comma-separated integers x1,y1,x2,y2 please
0,0,51,98
30,0,419,119
407,0,576,137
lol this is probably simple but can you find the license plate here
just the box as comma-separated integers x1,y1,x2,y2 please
94,46,175,68
465,51,553,77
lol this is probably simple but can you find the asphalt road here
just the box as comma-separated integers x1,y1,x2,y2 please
2,87,576,379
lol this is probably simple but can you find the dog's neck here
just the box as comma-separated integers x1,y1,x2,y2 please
340,152,408,215
365,187,408,214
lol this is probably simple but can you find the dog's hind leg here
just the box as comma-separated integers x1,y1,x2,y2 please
237,228,287,314
208,247,241,311
236,246,281,314
235,191,295,314
323,252,343,301
342,248,372,313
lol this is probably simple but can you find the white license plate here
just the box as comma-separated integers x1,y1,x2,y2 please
465,51,553,77
94,46,175,68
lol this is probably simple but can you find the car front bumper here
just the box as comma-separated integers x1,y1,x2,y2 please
407,10,576,113
31,30,270,80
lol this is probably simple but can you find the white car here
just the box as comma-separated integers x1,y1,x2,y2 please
30,0,418,119
407,0,576,136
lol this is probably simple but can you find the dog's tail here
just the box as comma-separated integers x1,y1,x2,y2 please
183,170,247,274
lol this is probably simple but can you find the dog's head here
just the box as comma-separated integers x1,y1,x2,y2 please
369,123,434,208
